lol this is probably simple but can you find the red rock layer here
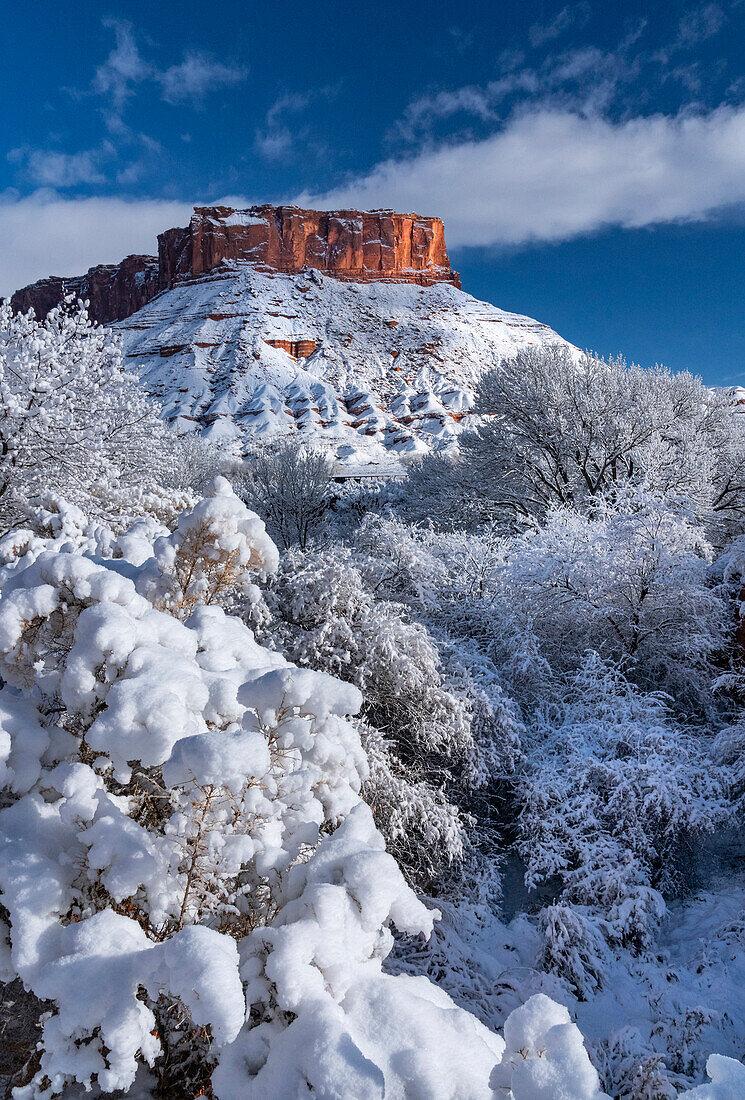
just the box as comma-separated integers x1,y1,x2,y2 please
159,206,461,288
264,338,318,358
9,205,461,324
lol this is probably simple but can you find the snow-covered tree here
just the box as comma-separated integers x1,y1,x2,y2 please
517,656,729,995
493,494,726,707
238,440,334,549
0,298,184,532
246,543,481,888
407,346,745,538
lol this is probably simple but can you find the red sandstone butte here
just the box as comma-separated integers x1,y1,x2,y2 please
159,206,461,288
9,205,461,324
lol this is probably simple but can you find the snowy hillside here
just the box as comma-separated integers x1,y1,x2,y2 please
116,262,571,471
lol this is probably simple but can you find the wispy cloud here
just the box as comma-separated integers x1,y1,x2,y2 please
391,9,736,149
92,20,247,113
300,104,745,249
7,130,163,192
255,92,312,161
393,43,637,142
654,3,727,64
254,88,338,163
528,3,590,48
158,52,247,105
93,21,152,112
676,3,725,47
6,21,248,194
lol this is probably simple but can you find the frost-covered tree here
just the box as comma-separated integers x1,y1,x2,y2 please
517,656,729,996
238,440,333,549
246,543,484,888
0,298,183,531
492,494,726,707
406,346,745,538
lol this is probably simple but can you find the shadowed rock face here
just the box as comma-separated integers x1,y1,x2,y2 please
9,205,461,324
10,255,160,324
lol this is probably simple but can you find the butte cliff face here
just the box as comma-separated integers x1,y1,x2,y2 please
10,255,160,324
159,206,460,288
10,205,460,324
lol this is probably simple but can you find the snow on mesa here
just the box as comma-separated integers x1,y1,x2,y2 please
115,263,571,471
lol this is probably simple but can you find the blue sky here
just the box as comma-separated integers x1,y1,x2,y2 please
3,0,745,384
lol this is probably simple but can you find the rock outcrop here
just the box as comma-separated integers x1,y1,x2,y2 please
9,205,461,324
10,255,160,324
159,206,461,288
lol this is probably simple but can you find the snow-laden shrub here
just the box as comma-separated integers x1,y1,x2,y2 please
677,1055,745,1098
247,542,492,887
490,993,610,1099
211,803,505,1100
712,718,745,809
0,487,515,1098
136,476,279,618
0,298,186,533
594,1027,682,1099
517,656,729,994
494,495,726,708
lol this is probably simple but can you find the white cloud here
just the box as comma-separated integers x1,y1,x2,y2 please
0,193,194,298
299,104,745,248
7,147,108,188
158,52,247,105
7,133,162,192
255,127,294,161
93,21,152,112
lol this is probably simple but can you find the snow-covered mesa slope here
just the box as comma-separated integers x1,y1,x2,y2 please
116,263,571,471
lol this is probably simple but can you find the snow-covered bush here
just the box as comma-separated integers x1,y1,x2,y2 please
211,802,505,1100
517,656,729,994
247,544,479,887
0,298,185,532
677,1055,745,1098
135,476,279,619
490,993,610,1099
0,489,352,1093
